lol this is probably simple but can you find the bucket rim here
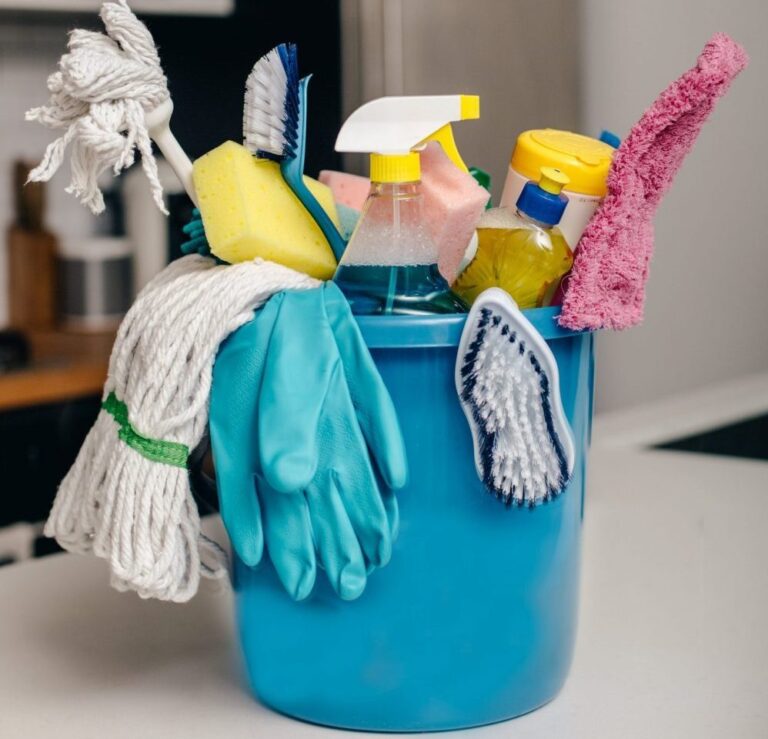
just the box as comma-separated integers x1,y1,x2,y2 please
356,306,588,348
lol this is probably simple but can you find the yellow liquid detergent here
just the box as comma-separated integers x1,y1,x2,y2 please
454,166,574,310
454,214,573,309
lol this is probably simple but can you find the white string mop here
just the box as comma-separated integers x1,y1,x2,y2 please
25,0,194,214
45,255,319,601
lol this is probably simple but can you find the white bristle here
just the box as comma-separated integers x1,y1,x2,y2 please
455,289,575,507
244,48,289,157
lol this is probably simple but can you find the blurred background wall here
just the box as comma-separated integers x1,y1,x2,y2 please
340,0,581,191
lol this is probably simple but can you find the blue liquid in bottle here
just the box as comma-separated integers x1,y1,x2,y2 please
334,180,466,316
335,264,466,315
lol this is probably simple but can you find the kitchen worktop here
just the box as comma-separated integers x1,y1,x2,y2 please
0,329,113,411
1,444,766,738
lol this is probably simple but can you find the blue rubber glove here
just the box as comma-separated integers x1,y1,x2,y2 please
210,283,407,601
180,208,211,256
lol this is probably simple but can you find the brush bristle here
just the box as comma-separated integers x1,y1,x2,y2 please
243,43,299,160
459,306,572,507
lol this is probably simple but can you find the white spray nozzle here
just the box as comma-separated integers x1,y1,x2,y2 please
335,95,479,157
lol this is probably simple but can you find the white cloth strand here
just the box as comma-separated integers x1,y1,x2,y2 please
45,255,319,602
25,0,169,214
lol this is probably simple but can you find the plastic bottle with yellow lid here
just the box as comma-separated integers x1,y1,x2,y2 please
334,150,467,315
333,95,479,315
454,167,574,309
500,129,615,247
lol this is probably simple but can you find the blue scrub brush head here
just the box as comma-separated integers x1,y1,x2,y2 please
243,42,300,161
455,288,576,507
243,43,347,261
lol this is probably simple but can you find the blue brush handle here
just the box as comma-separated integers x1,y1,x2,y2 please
281,77,347,263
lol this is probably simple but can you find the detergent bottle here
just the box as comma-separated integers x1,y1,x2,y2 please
500,129,614,248
333,95,479,315
453,167,574,309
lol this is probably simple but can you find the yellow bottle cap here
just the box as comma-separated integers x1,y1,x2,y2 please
370,152,421,183
511,129,614,197
538,166,569,195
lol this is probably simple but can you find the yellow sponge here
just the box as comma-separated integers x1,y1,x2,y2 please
193,141,340,279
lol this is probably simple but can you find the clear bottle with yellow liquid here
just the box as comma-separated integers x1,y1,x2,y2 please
453,167,574,309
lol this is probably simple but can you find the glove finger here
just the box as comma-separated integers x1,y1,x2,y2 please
258,289,338,493
181,235,209,256
319,402,392,569
211,450,264,567
337,469,392,569
259,476,316,601
380,482,400,542
306,473,367,601
210,305,282,567
323,283,408,490
182,220,205,238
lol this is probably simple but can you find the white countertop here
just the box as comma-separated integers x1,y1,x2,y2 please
1,445,767,738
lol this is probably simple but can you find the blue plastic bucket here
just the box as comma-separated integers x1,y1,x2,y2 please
233,306,594,732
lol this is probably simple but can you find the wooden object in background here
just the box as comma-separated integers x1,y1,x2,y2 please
7,160,58,330
0,329,114,412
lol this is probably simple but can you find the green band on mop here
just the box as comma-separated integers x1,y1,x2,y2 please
102,392,189,468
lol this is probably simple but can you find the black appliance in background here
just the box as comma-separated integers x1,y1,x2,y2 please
0,330,29,372
144,1,343,174
0,1,343,560
0,397,101,556
655,415,768,461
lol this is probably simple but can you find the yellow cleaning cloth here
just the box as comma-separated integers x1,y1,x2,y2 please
193,141,340,279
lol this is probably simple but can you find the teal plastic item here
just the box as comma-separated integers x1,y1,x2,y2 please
281,77,347,261
335,203,360,240
210,284,406,601
469,165,493,209
234,306,594,732
180,208,211,256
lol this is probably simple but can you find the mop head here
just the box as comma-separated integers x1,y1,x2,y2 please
559,33,748,331
456,288,575,506
25,0,169,214
45,255,318,601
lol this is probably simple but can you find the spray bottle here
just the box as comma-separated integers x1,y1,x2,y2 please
333,95,479,315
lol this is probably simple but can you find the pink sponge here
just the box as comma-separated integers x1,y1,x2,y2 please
319,170,370,211
420,142,489,284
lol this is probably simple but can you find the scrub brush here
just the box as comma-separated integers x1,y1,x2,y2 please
243,44,346,261
456,288,575,506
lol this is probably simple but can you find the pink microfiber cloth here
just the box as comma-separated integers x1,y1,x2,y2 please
559,33,748,331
